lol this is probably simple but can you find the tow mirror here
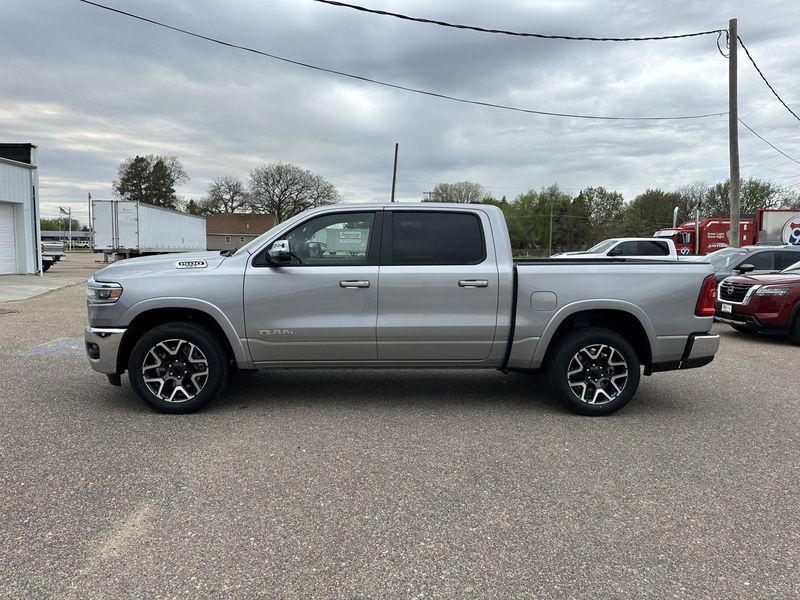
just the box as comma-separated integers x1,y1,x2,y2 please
737,263,755,274
268,240,291,264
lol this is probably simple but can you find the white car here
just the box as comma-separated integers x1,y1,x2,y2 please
552,237,678,259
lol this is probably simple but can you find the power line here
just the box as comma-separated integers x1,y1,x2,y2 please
738,118,800,166
75,0,726,122
738,36,800,124
312,0,725,42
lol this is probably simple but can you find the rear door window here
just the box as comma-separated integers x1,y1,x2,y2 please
777,250,800,270
385,212,485,265
745,251,775,270
637,240,671,256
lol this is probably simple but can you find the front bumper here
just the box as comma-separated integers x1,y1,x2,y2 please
84,327,126,375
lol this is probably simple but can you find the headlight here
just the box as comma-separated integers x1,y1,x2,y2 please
754,286,790,296
86,281,123,304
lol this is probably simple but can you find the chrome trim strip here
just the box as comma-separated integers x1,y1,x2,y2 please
717,280,761,306
685,333,720,362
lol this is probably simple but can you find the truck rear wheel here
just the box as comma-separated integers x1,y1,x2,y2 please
547,328,640,416
128,322,229,414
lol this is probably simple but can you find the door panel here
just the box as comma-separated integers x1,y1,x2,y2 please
377,210,499,361
244,210,380,363
244,265,378,362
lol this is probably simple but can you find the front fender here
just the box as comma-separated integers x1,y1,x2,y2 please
122,297,253,368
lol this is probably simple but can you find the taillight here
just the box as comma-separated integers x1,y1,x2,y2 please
695,275,717,317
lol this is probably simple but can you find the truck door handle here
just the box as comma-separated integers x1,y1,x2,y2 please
458,279,489,288
339,280,370,288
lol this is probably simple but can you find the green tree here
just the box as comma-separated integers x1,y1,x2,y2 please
113,154,188,209
40,217,81,231
575,187,624,244
619,189,684,236
703,178,785,217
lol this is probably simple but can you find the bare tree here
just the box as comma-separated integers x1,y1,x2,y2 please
247,163,340,223
427,181,485,203
203,176,249,214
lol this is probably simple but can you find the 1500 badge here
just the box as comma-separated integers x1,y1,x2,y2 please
175,260,207,269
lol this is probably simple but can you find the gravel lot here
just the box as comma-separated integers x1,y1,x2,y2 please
1,254,797,599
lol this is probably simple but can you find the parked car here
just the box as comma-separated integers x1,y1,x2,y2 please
700,245,800,283
715,260,800,343
85,204,719,416
41,241,65,272
551,237,677,259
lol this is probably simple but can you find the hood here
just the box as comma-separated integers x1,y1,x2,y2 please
92,251,228,282
722,273,800,286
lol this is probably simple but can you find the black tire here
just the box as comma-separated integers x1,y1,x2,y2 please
42,262,51,272
790,315,800,346
547,328,641,416
128,322,229,414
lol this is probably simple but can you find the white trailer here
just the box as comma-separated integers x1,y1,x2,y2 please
93,200,206,257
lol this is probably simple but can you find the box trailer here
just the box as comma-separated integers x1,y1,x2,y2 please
756,208,800,246
93,200,206,257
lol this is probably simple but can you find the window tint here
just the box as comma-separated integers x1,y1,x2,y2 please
282,212,375,266
388,212,484,265
744,251,774,270
637,240,670,256
778,250,800,270
612,241,639,255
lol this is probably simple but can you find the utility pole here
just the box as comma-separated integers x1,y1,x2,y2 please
390,143,399,203
548,201,553,256
88,192,92,248
728,17,741,247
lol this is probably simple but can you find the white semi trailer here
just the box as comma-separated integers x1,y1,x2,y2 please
93,200,206,259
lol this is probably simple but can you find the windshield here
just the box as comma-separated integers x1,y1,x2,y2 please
585,239,618,254
782,260,800,274
702,247,749,270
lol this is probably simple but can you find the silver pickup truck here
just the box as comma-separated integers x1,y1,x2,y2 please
84,203,720,416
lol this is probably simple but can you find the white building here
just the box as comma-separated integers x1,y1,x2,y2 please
0,144,41,275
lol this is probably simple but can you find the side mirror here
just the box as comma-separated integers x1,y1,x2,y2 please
268,240,291,264
737,263,755,273
608,247,623,257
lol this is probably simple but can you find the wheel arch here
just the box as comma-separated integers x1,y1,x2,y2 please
117,300,252,374
531,302,655,371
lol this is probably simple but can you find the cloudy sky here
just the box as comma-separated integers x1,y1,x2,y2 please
2,0,799,224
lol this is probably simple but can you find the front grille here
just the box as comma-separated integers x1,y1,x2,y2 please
718,282,753,302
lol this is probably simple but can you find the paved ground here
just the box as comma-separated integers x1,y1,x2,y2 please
0,252,105,302
0,271,797,599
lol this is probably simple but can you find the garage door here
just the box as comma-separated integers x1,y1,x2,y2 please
0,203,18,274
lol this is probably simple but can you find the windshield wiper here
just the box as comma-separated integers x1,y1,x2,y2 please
220,248,237,257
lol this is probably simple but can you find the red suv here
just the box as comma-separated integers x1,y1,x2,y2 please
715,260,800,343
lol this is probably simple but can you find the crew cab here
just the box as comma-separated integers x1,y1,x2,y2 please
84,204,719,416
552,237,677,259
714,260,800,344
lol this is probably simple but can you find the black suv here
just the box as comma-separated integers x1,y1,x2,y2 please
701,245,800,283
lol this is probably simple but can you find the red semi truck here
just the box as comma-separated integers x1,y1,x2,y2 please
654,209,800,256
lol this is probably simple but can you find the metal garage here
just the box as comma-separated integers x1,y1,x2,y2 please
0,144,41,275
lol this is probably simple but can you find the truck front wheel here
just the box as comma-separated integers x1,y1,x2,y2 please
128,322,229,414
547,328,641,416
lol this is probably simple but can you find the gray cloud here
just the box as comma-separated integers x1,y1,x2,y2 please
1,0,799,224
